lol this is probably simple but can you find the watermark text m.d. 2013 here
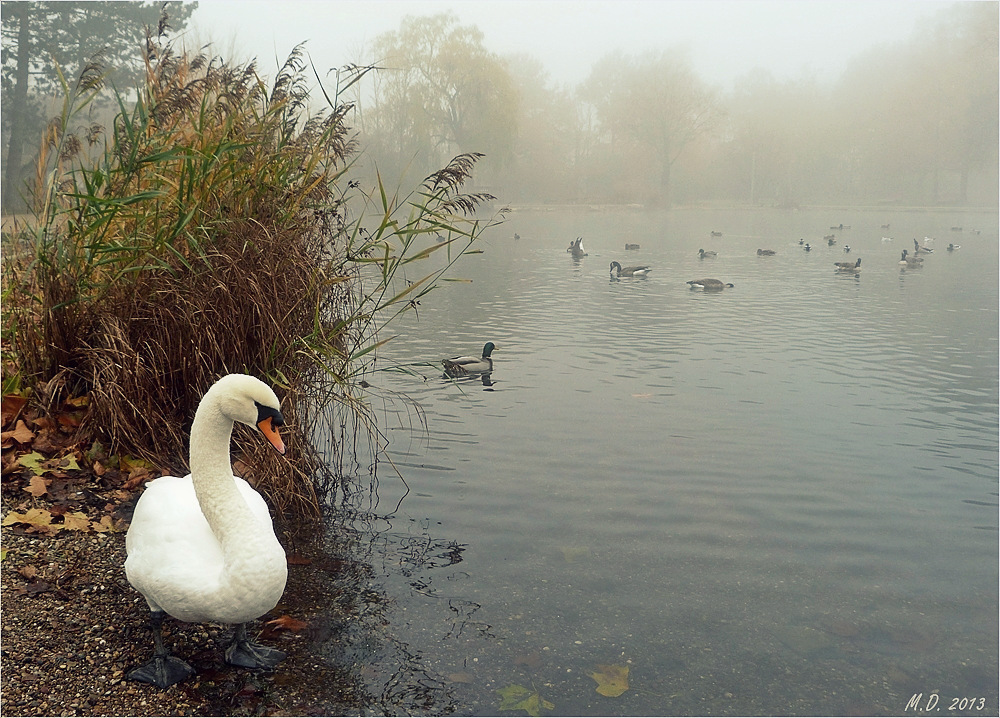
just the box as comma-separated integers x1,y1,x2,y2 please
905,693,988,712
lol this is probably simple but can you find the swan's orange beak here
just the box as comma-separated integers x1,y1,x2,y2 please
258,416,286,455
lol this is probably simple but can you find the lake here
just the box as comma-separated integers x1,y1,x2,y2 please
317,207,998,716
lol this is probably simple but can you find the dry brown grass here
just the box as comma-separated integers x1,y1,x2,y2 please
2,16,498,519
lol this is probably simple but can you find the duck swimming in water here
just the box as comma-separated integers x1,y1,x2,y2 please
443,342,497,377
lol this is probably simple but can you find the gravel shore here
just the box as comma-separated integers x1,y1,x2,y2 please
0,519,368,717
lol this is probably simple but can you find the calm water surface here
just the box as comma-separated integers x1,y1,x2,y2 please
322,209,998,716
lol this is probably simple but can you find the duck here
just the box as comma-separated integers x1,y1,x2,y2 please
443,342,496,377
803,243,811,251
899,249,923,266
881,223,891,229
513,233,520,240
567,237,587,257
687,278,734,290
881,236,893,242
947,243,960,251
798,238,805,245
710,231,723,237
625,243,641,250
124,374,289,689
610,261,651,278
913,238,933,254
834,257,862,271
756,248,776,256
698,248,717,258
844,245,851,253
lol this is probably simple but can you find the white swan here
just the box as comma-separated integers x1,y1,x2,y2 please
124,374,289,688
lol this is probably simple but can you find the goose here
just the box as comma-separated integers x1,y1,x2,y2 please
834,257,862,271
610,261,651,278
900,249,923,266
124,374,288,689
443,342,496,377
567,237,587,257
756,248,776,256
698,248,717,258
687,278,734,290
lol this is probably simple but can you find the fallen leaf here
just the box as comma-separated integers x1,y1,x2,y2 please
1,395,27,425
266,615,309,633
63,455,81,471
61,511,92,532
91,515,116,533
16,451,47,474
558,545,591,563
23,475,49,498
589,664,630,697
514,651,543,670
120,455,152,473
2,507,55,533
19,565,38,579
497,684,554,716
1,420,35,445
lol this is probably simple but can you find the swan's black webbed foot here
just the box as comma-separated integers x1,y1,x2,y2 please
128,655,196,688
225,623,286,669
129,610,195,688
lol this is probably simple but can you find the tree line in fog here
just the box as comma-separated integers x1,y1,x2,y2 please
2,3,996,213
356,3,997,208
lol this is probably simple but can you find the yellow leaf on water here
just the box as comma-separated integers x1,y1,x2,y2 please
589,664,630,697
497,683,554,716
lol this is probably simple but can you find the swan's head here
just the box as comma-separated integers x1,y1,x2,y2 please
209,374,286,455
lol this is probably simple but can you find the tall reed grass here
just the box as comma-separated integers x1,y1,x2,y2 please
1,20,500,519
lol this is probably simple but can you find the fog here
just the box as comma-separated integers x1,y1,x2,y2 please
192,0,944,90
182,1,996,208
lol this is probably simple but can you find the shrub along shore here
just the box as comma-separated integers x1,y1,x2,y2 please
1,18,500,715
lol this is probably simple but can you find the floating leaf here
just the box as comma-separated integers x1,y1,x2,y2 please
558,545,590,563
497,683,554,716
266,614,309,633
589,664,630,697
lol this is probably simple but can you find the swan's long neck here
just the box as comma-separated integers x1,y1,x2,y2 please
188,397,260,555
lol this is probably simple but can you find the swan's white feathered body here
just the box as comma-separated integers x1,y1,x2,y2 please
125,474,286,624
124,374,289,687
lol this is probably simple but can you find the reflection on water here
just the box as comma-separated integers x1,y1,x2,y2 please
316,209,998,716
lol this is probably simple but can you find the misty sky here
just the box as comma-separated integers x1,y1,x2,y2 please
189,0,950,89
